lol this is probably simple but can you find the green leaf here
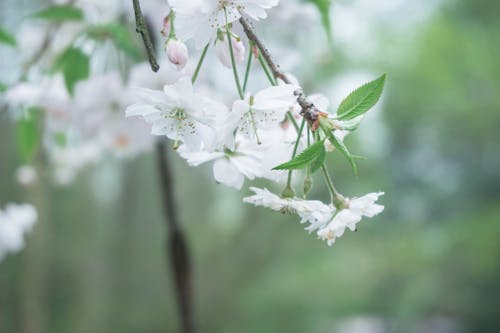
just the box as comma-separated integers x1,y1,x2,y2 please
306,0,332,44
86,23,142,60
309,143,326,173
273,140,326,171
0,26,17,47
322,126,358,176
54,47,89,95
31,5,84,22
17,107,42,163
337,74,387,120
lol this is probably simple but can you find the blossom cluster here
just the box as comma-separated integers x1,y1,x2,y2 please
0,0,386,250
126,0,386,245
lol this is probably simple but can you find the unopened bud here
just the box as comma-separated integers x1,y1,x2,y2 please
160,15,171,37
215,33,246,68
165,39,188,70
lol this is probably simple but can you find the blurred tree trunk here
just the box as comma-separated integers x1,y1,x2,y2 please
19,166,50,333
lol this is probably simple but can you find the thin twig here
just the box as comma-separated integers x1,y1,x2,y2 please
239,16,321,127
156,140,194,333
132,0,159,72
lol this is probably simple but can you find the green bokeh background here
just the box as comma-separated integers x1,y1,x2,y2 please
1,0,499,332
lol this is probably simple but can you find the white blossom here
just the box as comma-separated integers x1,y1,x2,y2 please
243,187,331,228
126,76,227,150
169,0,280,48
224,84,297,141
0,203,38,262
179,136,266,190
317,192,385,246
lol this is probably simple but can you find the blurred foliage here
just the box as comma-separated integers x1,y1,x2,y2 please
1,0,500,332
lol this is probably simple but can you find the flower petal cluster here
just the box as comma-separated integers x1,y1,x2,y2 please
244,187,331,226
0,203,38,262
126,76,227,150
317,192,385,246
168,0,280,48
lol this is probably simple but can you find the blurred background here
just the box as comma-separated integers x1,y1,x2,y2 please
1,0,499,332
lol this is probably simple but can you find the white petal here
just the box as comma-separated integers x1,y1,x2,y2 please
213,158,244,189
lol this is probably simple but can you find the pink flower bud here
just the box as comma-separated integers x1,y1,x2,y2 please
215,33,246,69
161,15,171,37
165,39,188,70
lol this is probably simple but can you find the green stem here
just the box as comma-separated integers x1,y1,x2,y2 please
284,118,306,192
224,9,244,99
258,53,277,86
287,112,299,132
191,43,209,84
242,43,253,92
321,164,339,205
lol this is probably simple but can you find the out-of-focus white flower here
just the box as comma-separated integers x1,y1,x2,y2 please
126,76,226,150
50,142,103,185
73,72,153,159
16,165,37,186
0,203,38,262
224,84,297,141
215,32,246,68
165,39,189,70
243,187,331,227
169,0,280,48
317,192,385,246
179,137,265,189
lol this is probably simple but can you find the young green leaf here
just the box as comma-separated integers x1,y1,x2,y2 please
0,26,17,47
31,5,84,22
54,47,89,95
337,74,386,120
17,107,42,163
273,140,325,171
86,24,142,60
309,143,326,173
321,126,358,176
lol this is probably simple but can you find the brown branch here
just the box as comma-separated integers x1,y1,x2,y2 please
132,0,160,72
132,1,192,331
239,15,321,128
156,140,194,333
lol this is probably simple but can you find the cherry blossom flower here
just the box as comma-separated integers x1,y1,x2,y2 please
179,136,266,190
126,76,227,150
317,192,385,246
243,187,331,228
169,0,280,48
224,84,297,142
